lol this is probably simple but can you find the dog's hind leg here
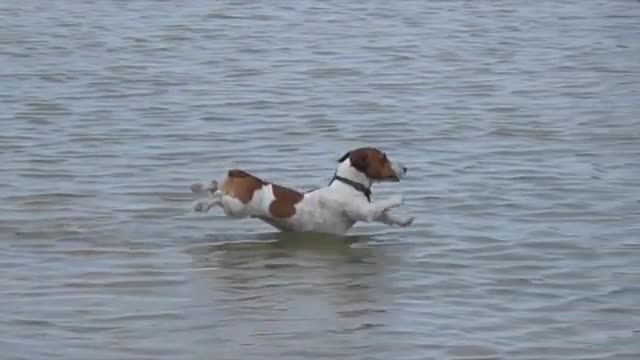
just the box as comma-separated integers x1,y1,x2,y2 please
190,180,218,195
193,197,220,213
193,190,222,213
219,195,251,219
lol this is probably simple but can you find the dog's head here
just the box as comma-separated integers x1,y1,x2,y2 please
338,147,407,182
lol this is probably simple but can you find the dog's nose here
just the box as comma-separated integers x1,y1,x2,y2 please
402,166,407,174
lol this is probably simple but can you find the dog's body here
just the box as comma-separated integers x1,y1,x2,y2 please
191,147,413,235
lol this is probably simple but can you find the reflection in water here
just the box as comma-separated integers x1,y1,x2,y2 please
185,232,396,353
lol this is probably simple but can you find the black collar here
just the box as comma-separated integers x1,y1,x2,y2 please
330,175,372,202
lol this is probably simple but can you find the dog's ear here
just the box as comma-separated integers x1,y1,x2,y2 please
348,150,369,173
337,151,351,163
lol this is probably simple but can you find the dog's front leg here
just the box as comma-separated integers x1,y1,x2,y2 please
346,195,404,223
376,211,414,227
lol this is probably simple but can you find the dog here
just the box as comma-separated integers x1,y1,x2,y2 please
190,147,414,234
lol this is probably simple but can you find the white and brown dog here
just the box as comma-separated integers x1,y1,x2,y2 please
190,147,413,234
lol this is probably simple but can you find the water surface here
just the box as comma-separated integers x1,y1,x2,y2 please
1,1,639,359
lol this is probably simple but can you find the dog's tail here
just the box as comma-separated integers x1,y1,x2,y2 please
190,180,218,195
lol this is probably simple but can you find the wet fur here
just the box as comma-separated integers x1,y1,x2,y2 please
191,148,413,234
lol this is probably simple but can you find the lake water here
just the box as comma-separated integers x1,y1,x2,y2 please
1,1,639,359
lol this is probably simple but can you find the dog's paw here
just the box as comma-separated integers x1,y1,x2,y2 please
204,180,218,193
191,183,205,194
192,180,218,195
398,216,414,227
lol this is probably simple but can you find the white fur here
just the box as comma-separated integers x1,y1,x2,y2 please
191,158,413,235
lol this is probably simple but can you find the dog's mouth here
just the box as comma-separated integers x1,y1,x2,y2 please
377,172,403,183
386,164,407,182
382,174,401,182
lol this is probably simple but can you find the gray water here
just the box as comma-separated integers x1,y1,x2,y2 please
1,0,639,359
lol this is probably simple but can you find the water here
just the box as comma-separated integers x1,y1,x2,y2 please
1,0,639,359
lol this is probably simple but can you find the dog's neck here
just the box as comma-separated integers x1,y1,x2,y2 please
329,159,372,201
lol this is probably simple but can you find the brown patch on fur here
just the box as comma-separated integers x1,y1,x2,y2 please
221,169,304,218
220,169,266,203
341,147,399,181
269,184,304,218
